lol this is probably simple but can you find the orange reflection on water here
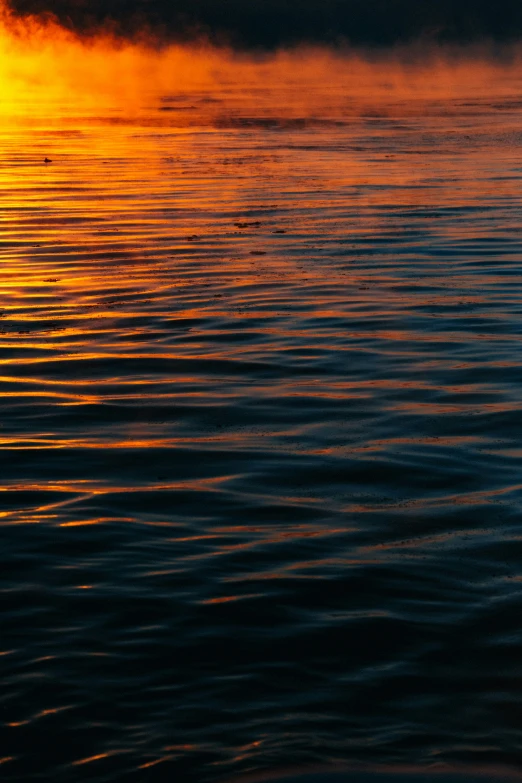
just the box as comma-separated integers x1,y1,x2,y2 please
0,2,521,549
138,755,176,769
71,753,118,766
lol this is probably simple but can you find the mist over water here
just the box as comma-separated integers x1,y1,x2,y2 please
2,17,522,783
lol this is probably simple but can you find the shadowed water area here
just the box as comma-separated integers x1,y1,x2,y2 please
2,58,522,783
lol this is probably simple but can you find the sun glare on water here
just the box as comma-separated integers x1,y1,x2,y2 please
0,4,226,118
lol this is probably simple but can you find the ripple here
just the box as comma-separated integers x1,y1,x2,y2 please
2,73,522,783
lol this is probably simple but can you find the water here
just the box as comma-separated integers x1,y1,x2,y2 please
2,58,522,782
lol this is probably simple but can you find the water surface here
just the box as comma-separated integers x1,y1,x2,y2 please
2,57,522,782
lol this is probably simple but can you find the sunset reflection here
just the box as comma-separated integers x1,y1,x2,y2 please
3,1,522,780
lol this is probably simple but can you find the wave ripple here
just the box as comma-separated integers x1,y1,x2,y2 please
2,80,522,782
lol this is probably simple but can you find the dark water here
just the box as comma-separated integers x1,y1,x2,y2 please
2,67,522,782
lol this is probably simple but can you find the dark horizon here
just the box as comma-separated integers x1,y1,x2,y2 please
6,0,522,49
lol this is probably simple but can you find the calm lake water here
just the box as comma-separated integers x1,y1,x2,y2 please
2,51,522,782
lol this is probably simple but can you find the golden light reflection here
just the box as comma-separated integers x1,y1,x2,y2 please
1,0,521,546
71,753,114,766
138,755,175,769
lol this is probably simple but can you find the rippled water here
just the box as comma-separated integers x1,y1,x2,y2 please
2,62,522,782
